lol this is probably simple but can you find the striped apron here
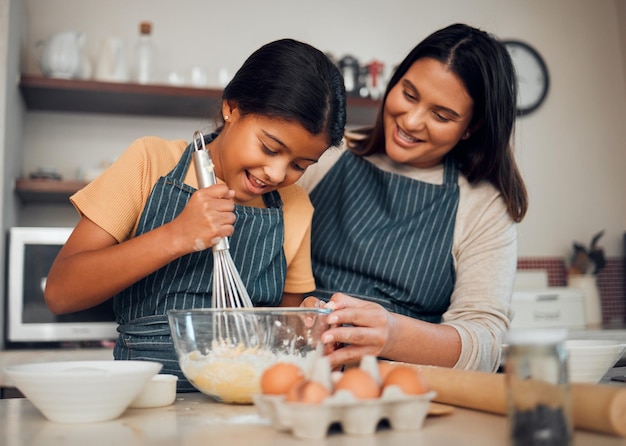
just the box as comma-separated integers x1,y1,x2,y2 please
113,133,286,391
309,151,459,322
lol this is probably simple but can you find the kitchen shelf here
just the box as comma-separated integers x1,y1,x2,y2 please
19,75,381,124
16,76,381,203
15,178,87,204
19,75,224,118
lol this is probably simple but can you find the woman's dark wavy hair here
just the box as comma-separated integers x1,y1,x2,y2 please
350,23,527,222
222,38,346,148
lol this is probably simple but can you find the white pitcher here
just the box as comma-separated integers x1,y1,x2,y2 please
33,31,85,79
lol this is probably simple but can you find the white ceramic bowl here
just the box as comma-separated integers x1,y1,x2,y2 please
3,360,162,423
129,373,178,408
566,340,626,383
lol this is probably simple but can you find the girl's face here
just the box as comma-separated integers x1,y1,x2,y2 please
383,57,474,168
211,105,329,203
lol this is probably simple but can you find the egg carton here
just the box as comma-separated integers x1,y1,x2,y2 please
254,386,436,439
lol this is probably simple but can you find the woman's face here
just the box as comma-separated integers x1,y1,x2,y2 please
383,57,474,168
211,105,329,203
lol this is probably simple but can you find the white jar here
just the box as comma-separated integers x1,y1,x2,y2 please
568,274,602,328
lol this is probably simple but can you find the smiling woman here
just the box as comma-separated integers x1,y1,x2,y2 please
43,38,346,392
382,57,474,168
298,23,528,374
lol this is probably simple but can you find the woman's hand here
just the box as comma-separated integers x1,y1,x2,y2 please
301,294,463,369
319,293,398,369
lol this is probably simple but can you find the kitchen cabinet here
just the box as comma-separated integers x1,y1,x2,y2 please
16,75,381,202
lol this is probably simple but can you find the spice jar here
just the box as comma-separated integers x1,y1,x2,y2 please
504,328,572,446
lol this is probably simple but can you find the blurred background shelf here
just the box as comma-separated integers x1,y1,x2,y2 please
19,75,381,124
16,76,382,203
15,178,87,203
19,75,224,118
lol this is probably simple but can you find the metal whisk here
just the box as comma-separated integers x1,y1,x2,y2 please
192,131,255,341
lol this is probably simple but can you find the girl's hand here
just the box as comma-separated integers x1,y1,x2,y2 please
321,293,397,369
167,184,236,254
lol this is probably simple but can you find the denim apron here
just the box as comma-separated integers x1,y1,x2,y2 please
309,151,459,322
113,133,286,391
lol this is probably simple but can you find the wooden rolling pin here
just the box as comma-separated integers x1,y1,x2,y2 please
414,365,626,438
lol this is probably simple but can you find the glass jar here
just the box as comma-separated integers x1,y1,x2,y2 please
504,328,572,446
134,21,155,84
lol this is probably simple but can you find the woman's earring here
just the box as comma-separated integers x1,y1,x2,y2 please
223,115,229,121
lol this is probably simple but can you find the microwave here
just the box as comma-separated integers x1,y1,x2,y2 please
6,227,118,344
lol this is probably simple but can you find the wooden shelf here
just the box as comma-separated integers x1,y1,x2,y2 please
16,76,381,203
19,75,380,124
15,178,87,204
19,75,224,119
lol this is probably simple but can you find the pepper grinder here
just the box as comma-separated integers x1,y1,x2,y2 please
504,328,572,446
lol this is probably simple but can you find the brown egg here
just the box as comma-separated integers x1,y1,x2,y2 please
260,362,305,395
382,365,429,395
378,361,396,382
285,379,331,404
334,368,381,399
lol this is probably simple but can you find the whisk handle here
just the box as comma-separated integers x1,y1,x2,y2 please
192,149,217,189
192,132,230,252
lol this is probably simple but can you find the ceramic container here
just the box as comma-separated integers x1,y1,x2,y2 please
129,374,178,408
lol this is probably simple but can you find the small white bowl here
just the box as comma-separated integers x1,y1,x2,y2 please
566,340,626,383
3,360,161,423
129,374,178,408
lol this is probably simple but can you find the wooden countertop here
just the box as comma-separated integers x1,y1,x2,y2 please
1,390,624,445
1,347,625,444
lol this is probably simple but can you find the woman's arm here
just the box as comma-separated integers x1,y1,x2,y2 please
317,293,462,368
441,183,517,371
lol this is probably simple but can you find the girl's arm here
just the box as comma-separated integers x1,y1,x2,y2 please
44,184,235,314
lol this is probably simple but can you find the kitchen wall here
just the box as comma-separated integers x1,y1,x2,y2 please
1,0,27,351
0,0,8,354
15,0,626,261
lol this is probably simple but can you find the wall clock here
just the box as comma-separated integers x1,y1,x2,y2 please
503,40,550,117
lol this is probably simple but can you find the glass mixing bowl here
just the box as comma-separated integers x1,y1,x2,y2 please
168,307,332,404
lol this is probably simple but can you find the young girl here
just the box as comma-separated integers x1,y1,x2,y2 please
44,39,346,390
299,23,527,373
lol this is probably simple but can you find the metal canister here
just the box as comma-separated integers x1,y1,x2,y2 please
337,55,360,96
504,328,572,445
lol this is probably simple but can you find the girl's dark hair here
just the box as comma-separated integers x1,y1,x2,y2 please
222,38,346,148
350,23,528,222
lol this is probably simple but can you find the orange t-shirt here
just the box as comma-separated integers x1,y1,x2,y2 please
70,136,315,294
